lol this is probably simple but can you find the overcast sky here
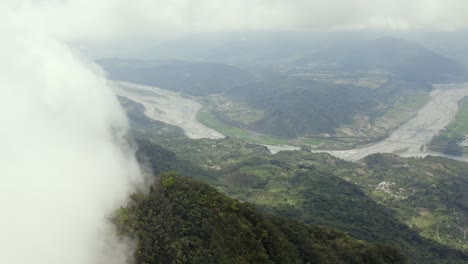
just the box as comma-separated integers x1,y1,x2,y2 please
6,0,468,44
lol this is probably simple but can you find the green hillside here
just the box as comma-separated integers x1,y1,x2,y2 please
115,173,407,264
227,79,377,137
357,154,468,251
338,37,467,83
133,136,467,263
207,77,429,142
122,96,467,258
98,58,256,96
120,96,467,262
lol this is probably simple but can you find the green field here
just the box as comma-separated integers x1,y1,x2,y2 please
372,91,429,130
430,98,468,155
197,108,289,145
439,99,468,138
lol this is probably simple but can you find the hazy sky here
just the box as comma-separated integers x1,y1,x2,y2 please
10,0,468,44
4,0,468,58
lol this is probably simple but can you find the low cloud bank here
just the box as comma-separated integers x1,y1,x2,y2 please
0,8,144,264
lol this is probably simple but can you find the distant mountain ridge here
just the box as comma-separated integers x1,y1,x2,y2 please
131,33,468,83
100,36,466,141
341,37,468,83
302,37,467,83
97,58,256,96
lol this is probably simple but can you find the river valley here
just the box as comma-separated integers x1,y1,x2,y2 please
115,81,468,162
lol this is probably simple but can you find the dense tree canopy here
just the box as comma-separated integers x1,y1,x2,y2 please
115,173,408,264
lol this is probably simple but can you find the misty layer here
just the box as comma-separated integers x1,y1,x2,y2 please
0,19,143,264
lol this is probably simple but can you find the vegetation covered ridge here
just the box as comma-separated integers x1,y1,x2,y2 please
135,138,468,263
115,173,407,264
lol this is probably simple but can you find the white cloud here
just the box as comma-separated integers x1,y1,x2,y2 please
8,0,468,44
0,7,144,264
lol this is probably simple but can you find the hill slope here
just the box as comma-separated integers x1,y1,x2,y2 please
98,58,256,96
115,173,407,264
338,37,467,83
218,77,428,139
356,154,468,252
225,78,378,137
133,136,468,263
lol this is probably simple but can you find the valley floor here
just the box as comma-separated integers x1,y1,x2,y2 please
114,81,224,139
322,83,468,161
117,81,468,162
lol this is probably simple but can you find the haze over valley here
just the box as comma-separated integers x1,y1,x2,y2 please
112,79,468,161
3,1,468,263
100,34,468,161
